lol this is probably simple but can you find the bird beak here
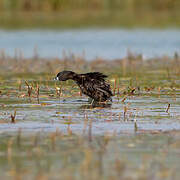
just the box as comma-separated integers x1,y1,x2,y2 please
54,77,59,80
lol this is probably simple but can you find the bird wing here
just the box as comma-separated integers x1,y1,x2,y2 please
93,80,113,96
81,72,107,81
76,72,112,101
82,78,112,100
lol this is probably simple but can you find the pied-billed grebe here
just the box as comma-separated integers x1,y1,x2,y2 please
54,71,113,103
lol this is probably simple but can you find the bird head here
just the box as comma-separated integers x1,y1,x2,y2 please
54,71,76,81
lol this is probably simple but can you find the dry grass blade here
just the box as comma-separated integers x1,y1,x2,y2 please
10,110,16,123
36,83,40,104
79,90,82,96
123,106,127,121
134,118,138,132
117,86,120,96
25,80,33,102
166,104,171,113
121,96,127,103
130,88,136,95
113,78,117,95
18,79,22,91
56,86,62,97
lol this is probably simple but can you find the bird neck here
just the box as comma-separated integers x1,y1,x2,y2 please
72,74,85,84
71,73,79,81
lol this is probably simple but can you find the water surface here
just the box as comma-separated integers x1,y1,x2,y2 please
0,29,180,59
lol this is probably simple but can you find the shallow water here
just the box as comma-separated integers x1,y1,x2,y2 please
0,76,180,179
0,29,180,59
0,80,180,134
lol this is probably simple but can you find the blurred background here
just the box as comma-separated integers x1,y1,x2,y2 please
0,0,180,28
0,0,180,59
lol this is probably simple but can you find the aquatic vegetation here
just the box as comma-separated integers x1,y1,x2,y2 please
0,55,180,179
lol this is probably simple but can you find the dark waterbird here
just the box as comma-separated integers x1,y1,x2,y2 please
54,71,113,104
